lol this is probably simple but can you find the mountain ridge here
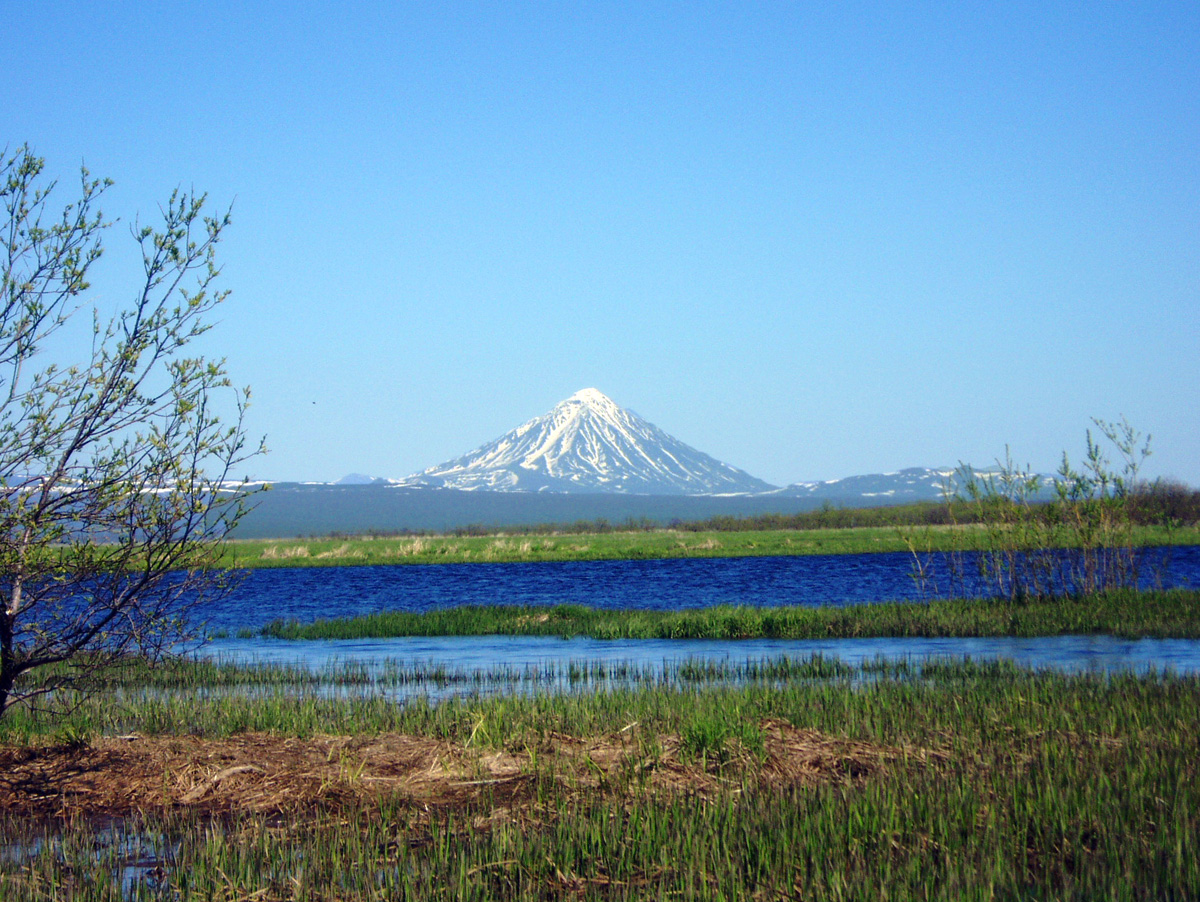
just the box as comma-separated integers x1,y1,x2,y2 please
394,388,776,496
327,389,1029,504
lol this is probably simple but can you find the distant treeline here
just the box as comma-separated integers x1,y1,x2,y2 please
325,478,1196,539
356,505,942,538
674,479,1200,533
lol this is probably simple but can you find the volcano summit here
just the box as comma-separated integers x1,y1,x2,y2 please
398,388,775,495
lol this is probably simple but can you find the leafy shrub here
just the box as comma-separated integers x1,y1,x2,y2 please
931,418,1166,600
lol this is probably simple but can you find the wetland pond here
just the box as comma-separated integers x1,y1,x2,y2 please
8,549,1198,901
191,546,1200,685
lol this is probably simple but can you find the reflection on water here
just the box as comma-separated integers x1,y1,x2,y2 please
195,632,1200,689
0,821,173,900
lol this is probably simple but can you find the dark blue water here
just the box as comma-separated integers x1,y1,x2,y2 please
185,547,1200,678
204,546,1200,635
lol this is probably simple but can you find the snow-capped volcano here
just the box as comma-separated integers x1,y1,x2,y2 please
398,388,776,495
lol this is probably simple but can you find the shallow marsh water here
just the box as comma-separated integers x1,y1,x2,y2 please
195,631,1200,690
186,545,1200,692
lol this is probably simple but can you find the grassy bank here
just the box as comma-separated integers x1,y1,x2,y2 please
1,657,1197,899
221,522,1200,568
248,588,1200,641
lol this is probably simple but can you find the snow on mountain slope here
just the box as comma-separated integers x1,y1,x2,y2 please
772,466,1056,503
772,467,960,501
398,388,777,495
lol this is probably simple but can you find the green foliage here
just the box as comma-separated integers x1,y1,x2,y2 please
916,418,1171,601
50,721,92,750
0,144,261,717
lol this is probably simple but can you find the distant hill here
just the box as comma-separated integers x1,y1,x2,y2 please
231,472,972,539
232,483,914,538
334,473,391,486
774,467,960,502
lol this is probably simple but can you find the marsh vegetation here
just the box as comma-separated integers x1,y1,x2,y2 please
223,521,1199,569
0,656,1197,899
252,588,1200,642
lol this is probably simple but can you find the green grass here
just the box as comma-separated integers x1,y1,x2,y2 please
220,522,1200,568
1,657,1198,899
0,653,880,742
2,653,1196,750
248,588,1200,641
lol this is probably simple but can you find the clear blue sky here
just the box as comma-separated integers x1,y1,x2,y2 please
6,2,1198,486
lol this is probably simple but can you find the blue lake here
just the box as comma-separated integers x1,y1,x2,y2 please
194,547,1200,678
208,546,1200,634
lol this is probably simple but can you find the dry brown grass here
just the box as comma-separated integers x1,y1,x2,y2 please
0,722,946,822
259,545,311,560
314,543,365,560
677,538,721,552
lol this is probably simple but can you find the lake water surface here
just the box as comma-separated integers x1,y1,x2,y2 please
209,546,1200,634
194,547,1200,678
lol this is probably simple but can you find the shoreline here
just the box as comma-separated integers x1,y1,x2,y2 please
221,523,1200,569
